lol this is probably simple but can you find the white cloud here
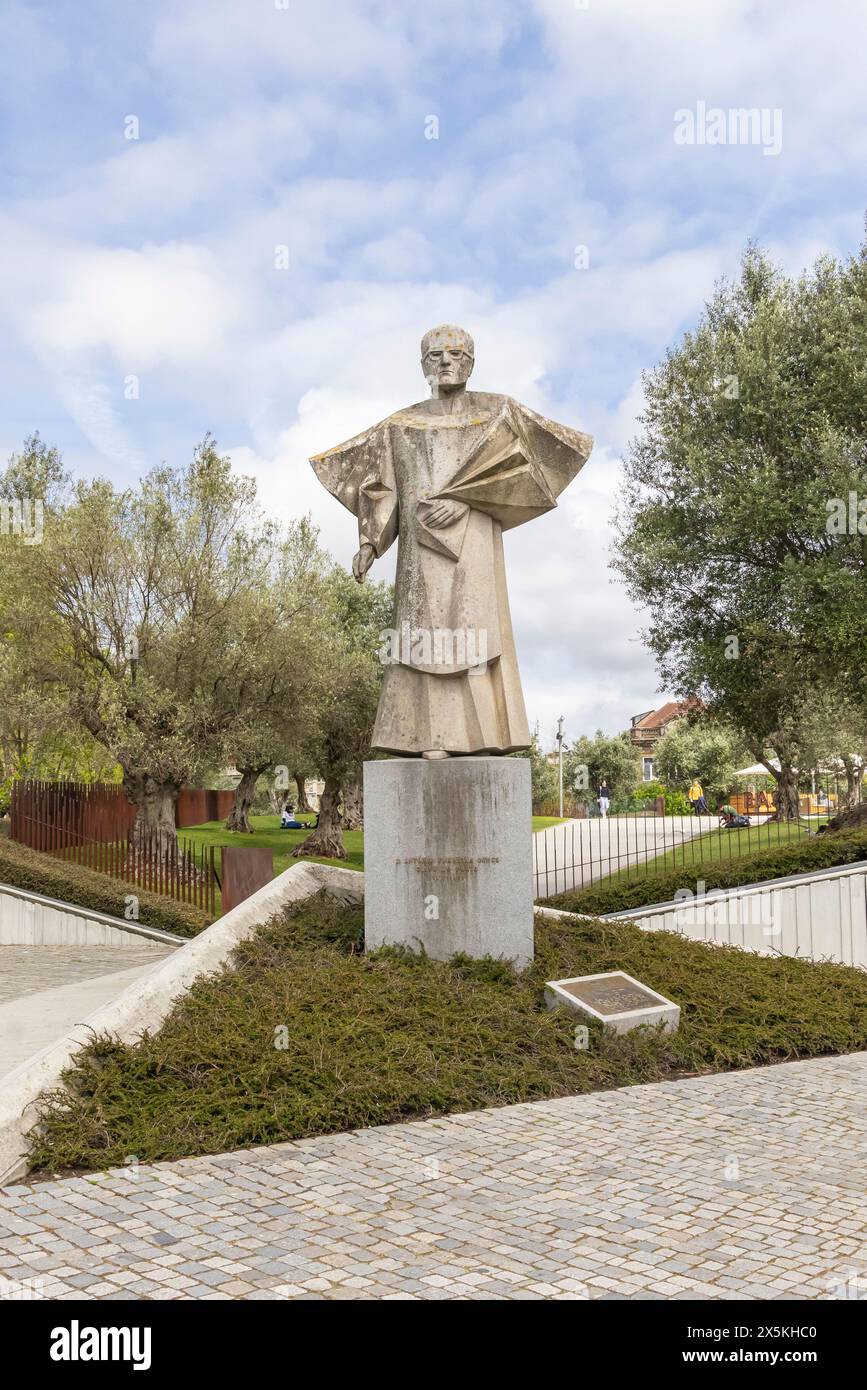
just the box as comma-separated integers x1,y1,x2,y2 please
24,243,243,370
150,0,519,93
54,373,149,476
151,0,409,84
1,0,863,738
531,0,867,177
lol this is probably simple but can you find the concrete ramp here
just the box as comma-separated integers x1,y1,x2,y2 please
0,860,362,1185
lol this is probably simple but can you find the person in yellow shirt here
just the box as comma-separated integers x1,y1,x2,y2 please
688,779,708,815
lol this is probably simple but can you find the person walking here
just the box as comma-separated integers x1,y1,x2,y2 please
688,778,708,815
598,780,611,819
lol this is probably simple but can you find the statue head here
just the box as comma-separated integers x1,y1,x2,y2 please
421,324,474,393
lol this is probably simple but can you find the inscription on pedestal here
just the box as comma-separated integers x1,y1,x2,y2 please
364,757,533,968
396,856,501,868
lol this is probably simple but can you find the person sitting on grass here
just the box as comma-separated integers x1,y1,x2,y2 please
280,802,305,830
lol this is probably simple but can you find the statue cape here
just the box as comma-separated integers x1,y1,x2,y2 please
310,395,593,537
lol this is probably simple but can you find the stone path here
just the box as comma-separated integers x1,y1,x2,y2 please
1,1052,865,1300
0,946,174,1080
0,946,171,1005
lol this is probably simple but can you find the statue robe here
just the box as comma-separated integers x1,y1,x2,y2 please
311,391,592,756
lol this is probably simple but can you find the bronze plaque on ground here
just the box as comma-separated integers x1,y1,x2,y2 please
544,970,680,1035
558,977,662,1015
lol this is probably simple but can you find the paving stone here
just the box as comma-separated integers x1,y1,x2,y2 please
1,1052,865,1299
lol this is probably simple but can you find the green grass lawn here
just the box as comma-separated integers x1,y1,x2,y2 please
544,825,867,917
30,891,867,1174
182,814,364,881
0,812,582,928
596,817,814,889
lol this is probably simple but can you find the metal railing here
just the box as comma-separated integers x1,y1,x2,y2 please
533,773,864,900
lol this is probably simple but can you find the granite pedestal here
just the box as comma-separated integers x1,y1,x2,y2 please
363,756,533,968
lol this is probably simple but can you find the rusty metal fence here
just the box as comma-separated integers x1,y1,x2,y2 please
9,780,217,914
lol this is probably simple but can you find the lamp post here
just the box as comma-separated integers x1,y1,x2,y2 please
556,715,565,819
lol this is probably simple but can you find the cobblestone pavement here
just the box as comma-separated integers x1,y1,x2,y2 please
1,1053,865,1301
0,945,172,1004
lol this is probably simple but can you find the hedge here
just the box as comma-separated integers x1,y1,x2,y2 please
0,836,212,938
541,826,867,917
29,893,867,1173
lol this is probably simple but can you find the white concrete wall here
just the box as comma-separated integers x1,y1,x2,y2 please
540,860,867,969
605,860,867,967
0,880,181,947
533,815,712,897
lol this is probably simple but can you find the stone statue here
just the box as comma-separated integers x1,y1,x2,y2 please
311,325,593,759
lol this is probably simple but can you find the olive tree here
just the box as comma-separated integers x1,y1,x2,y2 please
614,241,867,817
291,567,392,860
12,436,276,853
217,519,330,832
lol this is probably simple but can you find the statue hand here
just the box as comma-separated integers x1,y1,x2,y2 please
424,500,466,529
352,543,376,583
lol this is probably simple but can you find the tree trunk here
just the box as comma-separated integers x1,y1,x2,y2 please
124,772,180,857
226,766,263,833
293,772,311,813
342,774,363,830
771,764,800,820
841,757,862,810
291,778,346,859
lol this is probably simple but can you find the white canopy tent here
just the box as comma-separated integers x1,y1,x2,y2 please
734,758,863,778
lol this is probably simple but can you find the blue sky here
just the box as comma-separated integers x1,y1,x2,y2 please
1,0,865,747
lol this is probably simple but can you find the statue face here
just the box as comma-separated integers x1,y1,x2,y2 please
423,345,474,389
421,325,474,390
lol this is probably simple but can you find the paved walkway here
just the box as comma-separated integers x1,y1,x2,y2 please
533,814,714,897
0,946,174,1080
1,1052,865,1300
0,945,171,1005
